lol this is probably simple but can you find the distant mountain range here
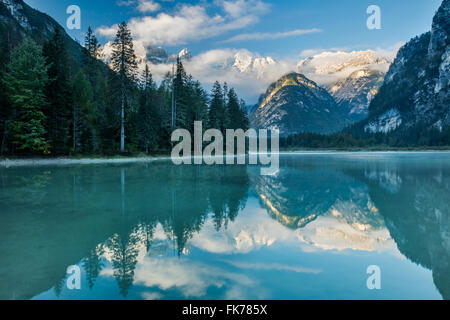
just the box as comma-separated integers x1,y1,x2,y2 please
297,50,391,121
250,0,449,138
250,51,391,135
115,42,393,135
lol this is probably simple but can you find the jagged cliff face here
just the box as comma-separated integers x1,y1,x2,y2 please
364,0,450,134
329,69,385,121
249,73,350,135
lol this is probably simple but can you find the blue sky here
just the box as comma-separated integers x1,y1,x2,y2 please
26,0,442,59
24,0,444,103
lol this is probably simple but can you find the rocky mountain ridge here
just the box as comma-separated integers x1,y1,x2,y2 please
249,72,351,135
362,0,450,135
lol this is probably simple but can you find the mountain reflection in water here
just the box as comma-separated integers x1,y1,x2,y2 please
0,153,448,300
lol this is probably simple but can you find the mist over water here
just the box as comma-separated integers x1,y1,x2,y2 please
0,152,448,300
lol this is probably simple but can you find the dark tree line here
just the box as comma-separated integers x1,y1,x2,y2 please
281,123,450,150
0,22,249,156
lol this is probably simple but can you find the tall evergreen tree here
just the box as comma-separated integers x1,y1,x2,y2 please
111,22,137,152
208,81,225,132
239,98,250,131
97,71,119,154
137,64,160,153
187,79,208,132
225,88,242,130
0,22,12,154
3,38,50,154
83,26,101,83
72,71,95,153
174,57,188,129
84,26,101,60
43,28,72,154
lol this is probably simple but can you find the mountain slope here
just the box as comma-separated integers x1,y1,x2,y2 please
250,73,351,135
0,0,83,63
298,50,392,121
362,0,450,135
329,68,385,121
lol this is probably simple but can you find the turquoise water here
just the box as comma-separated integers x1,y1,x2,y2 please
0,152,448,300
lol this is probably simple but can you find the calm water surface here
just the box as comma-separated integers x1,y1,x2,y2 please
0,152,449,300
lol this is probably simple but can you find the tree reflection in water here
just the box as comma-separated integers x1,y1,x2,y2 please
0,154,448,299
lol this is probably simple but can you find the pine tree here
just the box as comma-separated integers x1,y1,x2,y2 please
223,82,229,107
97,71,118,153
154,72,174,149
111,22,137,153
137,64,160,153
239,98,250,131
43,28,72,154
83,26,101,83
72,71,95,153
188,80,208,131
174,57,188,129
84,26,101,60
0,22,12,154
3,38,50,154
225,88,242,129
208,81,223,129
208,81,225,132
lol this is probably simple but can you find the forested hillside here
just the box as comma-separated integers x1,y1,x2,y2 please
0,0,249,156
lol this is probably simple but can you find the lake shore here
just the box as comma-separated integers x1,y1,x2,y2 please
2,149,450,167
0,155,172,167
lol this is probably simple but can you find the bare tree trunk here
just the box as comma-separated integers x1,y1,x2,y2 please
120,85,125,153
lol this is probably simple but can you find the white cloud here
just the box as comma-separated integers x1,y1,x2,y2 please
222,28,322,43
180,48,295,103
101,43,293,103
117,0,161,12
137,0,161,13
100,38,400,104
296,49,394,87
141,291,163,300
98,0,270,46
96,24,119,38
220,0,270,18
132,257,257,298
298,47,351,58
223,261,322,274
186,195,397,254
117,0,136,6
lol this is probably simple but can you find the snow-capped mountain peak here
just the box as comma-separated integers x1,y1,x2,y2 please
297,50,390,77
231,51,277,78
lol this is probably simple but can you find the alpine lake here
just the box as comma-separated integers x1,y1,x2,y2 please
0,152,448,300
